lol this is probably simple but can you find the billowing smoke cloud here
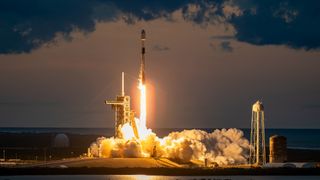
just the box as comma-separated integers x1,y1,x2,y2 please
89,128,250,166
1,0,320,54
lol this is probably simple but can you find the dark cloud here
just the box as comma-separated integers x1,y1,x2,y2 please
220,41,233,52
210,35,235,40
0,0,320,54
152,44,170,51
0,0,186,54
209,40,233,52
180,0,320,50
0,0,99,54
230,0,320,50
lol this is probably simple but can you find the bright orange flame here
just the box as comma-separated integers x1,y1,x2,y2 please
139,82,146,129
121,81,151,140
136,81,151,139
121,123,135,140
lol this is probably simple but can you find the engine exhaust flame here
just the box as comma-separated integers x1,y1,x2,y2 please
120,81,150,141
137,82,148,139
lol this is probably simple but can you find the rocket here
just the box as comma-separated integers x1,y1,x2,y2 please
139,29,146,84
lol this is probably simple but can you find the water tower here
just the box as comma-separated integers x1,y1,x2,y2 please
249,100,266,166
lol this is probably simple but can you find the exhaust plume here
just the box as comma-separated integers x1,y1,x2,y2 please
89,124,250,166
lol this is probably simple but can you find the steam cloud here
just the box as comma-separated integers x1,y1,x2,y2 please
89,128,250,166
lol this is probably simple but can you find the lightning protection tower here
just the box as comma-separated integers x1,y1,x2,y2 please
249,100,266,166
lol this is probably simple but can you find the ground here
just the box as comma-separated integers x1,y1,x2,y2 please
21,157,182,168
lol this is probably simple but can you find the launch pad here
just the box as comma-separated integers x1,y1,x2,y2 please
23,157,181,168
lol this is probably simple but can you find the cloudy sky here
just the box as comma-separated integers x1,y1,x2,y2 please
0,0,319,128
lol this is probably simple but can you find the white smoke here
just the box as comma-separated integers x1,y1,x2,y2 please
89,128,250,166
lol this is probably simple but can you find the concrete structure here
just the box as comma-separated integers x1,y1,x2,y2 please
269,135,287,163
249,100,266,166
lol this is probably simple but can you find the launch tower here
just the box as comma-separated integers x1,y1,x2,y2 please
105,72,138,138
249,100,266,166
